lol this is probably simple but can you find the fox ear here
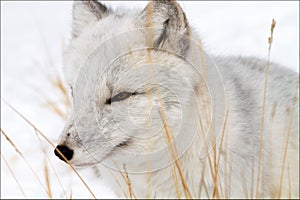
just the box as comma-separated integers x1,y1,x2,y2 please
72,0,109,38
140,0,190,55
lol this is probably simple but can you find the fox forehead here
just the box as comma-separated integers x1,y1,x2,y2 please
63,12,141,87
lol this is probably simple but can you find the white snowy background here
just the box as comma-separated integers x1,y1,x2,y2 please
1,1,299,198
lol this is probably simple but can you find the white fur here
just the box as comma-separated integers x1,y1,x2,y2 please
56,1,299,198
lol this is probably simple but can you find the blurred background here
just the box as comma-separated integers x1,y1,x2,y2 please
1,1,299,198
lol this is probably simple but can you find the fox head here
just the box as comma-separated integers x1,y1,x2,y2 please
55,0,212,172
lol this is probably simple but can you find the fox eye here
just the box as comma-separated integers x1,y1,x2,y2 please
106,91,136,104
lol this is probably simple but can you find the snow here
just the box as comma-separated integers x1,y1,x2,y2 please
1,1,298,198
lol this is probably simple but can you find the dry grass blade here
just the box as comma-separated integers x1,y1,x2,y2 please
287,164,291,199
171,163,182,199
159,104,192,199
1,98,97,199
197,38,210,125
44,158,53,199
159,106,181,197
268,101,277,197
145,1,154,48
1,129,49,197
212,109,229,199
277,78,299,198
0,152,27,198
198,163,209,198
45,70,70,120
250,145,255,199
26,83,68,121
47,69,71,107
111,159,137,199
105,167,128,198
223,134,229,199
123,164,136,199
31,118,69,198
44,99,67,120
194,94,215,181
212,143,219,199
159,105,181,198
255,18,276,198
261,152,265,198
47,155,69,199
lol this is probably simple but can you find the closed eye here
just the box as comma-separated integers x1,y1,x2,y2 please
70,86,74,97
106,91,137,104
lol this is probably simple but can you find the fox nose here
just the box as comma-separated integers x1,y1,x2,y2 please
54,145,74,162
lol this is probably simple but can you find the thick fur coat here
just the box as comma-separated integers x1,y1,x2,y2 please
55,1,299,198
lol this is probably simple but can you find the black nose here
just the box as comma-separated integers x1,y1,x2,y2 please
54,145,74,162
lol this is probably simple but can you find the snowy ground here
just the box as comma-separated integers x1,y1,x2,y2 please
1,1,299,198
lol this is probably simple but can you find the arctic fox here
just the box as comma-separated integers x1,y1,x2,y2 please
55,0,299,198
